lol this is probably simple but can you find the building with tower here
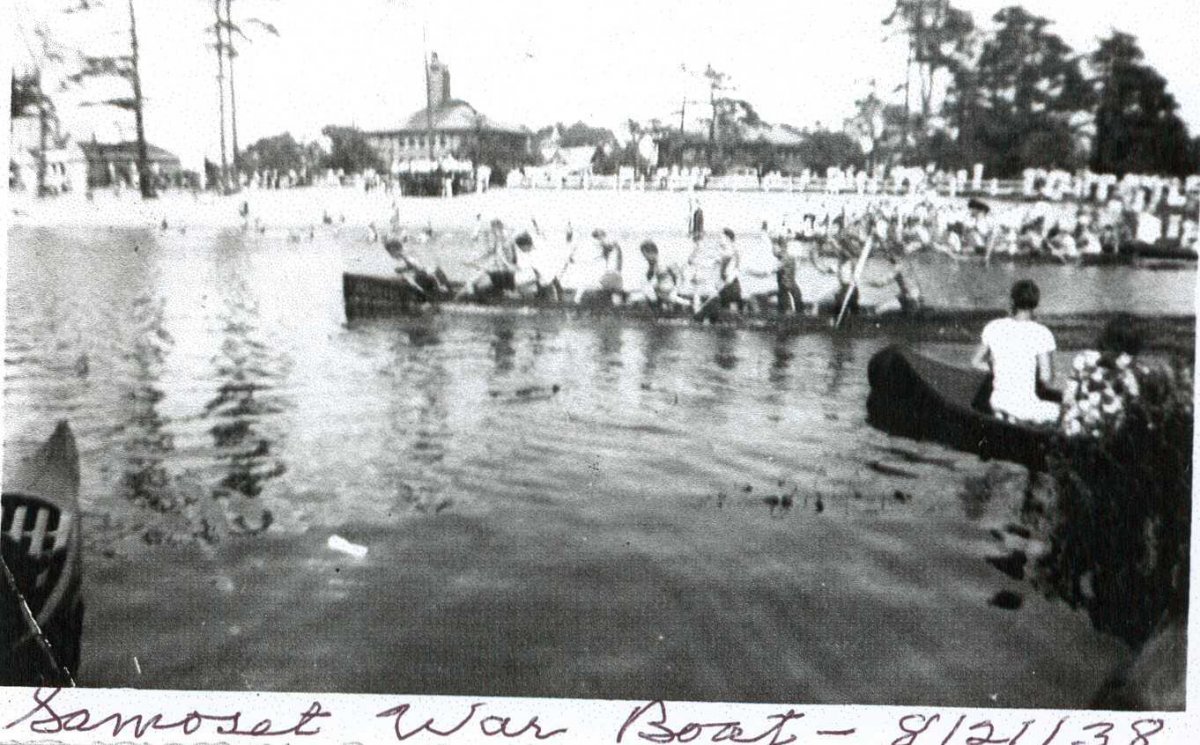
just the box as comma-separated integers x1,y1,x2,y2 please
362,53,532,187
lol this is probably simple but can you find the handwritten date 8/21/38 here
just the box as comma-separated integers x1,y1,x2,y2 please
890,712,1164,745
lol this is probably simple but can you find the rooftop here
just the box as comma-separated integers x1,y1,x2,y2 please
79,140,181,163
367,99,528,136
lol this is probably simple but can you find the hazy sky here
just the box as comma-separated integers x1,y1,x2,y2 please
8,0,1200,170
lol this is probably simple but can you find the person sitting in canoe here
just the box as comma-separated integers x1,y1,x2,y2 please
772,234,803,314
629,240,686,310
810,226,862,316
384,237,453,300
971,279,1060,425
512,231,544,298
681,230,719,311
738,225,790,313
866,247,922,314
694,228,744,322
459,217,517,298
569,229,625,305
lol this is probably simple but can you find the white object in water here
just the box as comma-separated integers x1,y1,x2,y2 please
327,534,368,559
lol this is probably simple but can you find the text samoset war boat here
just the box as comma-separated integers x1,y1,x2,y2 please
2,421,85,685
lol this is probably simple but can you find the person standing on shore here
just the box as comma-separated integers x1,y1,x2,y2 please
971,279,1059,424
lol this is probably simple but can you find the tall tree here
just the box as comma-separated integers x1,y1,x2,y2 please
218,1,280,180
321,126,384,174
882,0,975,158
66,0,157,197
964,6,1092,176
13,21,70,195
126,0,153,198
702,65,733,165
210,0,229,191
10,73,44,119
1089,31,1193,176
846,85,911,169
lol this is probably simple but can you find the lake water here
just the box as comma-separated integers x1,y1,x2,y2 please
4,224,1194,704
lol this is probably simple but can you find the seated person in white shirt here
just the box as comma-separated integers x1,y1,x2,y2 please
971,279,1060,424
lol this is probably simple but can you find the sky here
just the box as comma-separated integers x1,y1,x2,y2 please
7,0,1200,171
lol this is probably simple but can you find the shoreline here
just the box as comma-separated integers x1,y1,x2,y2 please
7,185,1090,234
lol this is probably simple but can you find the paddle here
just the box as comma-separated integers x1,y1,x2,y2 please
835,233,874,328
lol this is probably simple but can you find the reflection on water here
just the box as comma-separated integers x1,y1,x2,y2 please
205,292,287,502
4,225,1191,703
119,295,175,510
825,332,855,395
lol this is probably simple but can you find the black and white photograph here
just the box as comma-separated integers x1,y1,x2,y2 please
3,0,1196,721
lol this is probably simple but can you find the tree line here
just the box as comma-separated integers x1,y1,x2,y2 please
854,1,1199,177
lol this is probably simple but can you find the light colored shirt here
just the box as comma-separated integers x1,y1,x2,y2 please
981,317,1057,422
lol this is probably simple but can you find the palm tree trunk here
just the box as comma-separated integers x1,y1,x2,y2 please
128,0,155,198
214,0,228,192
225,0,240,186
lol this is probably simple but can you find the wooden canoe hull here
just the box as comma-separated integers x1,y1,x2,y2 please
866,345,1055,468
2,421,85,685
343,273,1195,352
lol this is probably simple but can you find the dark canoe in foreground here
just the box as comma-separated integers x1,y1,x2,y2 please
2,421,84,685
866,345,1056,468
343,272,1195,350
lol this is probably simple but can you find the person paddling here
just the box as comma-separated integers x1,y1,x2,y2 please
971,279,1059,424
867,248,922,314
631,239,686,310
460,217,517,298
571,229,625,305
384,237,452,300
694,228,743,322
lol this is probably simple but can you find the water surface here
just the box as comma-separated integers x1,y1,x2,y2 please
5,225,1192,704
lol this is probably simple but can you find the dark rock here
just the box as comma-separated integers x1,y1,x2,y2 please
989,590,1023,610
986,550,1028,580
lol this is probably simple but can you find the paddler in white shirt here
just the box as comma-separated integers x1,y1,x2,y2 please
630,240,686,310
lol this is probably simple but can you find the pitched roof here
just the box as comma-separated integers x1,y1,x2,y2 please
544,145,597,171
78,140,181,163
371,99,528,135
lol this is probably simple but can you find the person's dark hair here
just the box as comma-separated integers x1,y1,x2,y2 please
514,231,533,248
1010,279,1040,311
591,228,606,240
722,227,736,241
639,239,658,255
384,238,404,256
1097,314,1144,357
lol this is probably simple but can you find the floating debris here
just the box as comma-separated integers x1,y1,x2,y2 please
327,534,368,559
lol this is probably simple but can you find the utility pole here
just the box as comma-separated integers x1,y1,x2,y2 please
225,0,240,184
128,0,155,198
214,0,228,192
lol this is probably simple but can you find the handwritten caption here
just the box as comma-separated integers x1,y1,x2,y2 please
2,688,1169,744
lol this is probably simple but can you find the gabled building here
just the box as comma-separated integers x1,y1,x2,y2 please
78,140,185,188
362,53,532,182
653,120,807,175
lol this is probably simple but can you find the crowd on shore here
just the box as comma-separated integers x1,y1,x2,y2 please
378,183,1199,320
